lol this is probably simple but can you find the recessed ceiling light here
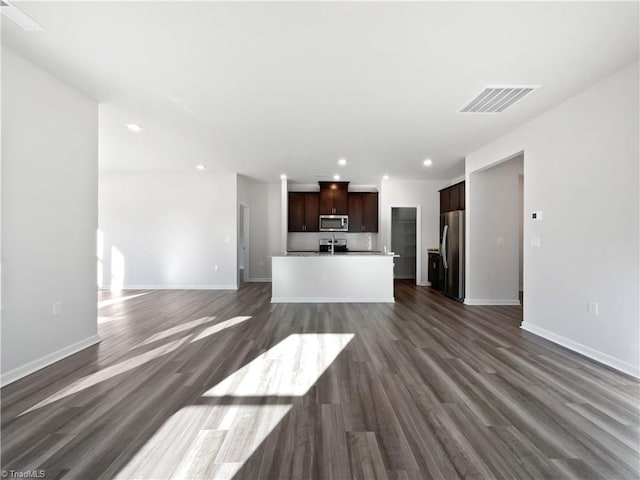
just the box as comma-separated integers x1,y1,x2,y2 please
382,175,389,180
333,174,340,180
126,123,142,133
196,164,205,170
423,159,433,167
280,174,287,180
338,158,347,166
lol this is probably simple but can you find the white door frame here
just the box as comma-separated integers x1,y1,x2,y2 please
238,203,250,286
388,205,422,286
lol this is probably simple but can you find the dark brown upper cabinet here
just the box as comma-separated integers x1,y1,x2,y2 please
440,189,450,214
439,181,465,214
348,194,362,232
319,182,349,215
288,192,320,232
348,192,378,232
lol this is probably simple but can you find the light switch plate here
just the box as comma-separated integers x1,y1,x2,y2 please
53,300,63,316
532,211,543,220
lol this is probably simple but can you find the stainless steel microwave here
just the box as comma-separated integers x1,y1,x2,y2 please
319,215,348,232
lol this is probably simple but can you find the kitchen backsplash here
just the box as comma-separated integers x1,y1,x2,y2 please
288,232,379,251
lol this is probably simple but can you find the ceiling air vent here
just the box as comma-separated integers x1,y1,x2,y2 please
459,85,539,114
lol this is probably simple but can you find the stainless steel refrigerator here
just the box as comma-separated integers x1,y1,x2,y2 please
440,210,465,301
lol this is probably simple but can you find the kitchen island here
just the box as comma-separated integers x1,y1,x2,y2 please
271,252,396,303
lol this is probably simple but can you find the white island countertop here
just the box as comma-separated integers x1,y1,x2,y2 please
273,251,397,257
271,252,398,303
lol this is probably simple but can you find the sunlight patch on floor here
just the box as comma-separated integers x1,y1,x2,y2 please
98,292,150,309
203,333,354,397
115,333,354,479
142,316,217,345
190,316,253,343
115,404,292,480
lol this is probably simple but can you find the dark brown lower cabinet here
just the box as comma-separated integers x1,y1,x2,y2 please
428,252,442,290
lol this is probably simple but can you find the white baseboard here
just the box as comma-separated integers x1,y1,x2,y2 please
464,298,521,306
1,334,102,387
248,278,271,283
521,322,639,379
271,297,395,304
417,281,431,287
120,284,238,290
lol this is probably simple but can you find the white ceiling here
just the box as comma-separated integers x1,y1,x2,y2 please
3,1,638,184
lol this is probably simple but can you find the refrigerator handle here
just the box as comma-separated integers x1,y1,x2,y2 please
441,225,448,269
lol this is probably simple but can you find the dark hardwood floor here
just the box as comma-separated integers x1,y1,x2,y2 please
2,281,639,479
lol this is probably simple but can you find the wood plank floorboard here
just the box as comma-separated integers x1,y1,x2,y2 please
2,281,639,479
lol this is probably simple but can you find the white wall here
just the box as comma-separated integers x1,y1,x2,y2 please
99,172,238,289
465,61,639,377
466,156,523,304
379,179,442,285
237,174,251,206
247,182,281,280
1,48,99,385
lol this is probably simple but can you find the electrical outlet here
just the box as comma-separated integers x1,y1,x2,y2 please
53,300,63,317
530,237,541,248
497,236,505,245
588,301,599,316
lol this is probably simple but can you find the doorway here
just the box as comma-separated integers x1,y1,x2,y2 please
518,173,524,305
466,153,523,305
238,203,250,287
391,207,417,281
